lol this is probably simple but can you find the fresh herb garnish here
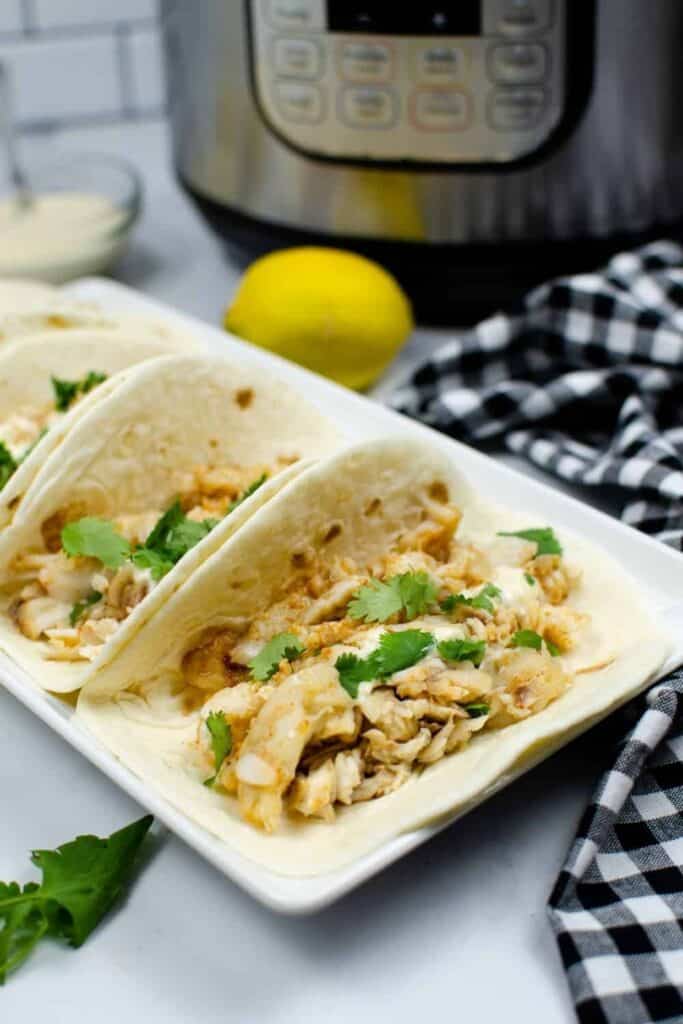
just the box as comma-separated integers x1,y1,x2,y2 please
203,711,232,787
227,474,267,514
546,639,561,657
437,637,487,666
497,528,562,557
132,500,219,580
440,583,502,615
0,815,152,984
52,371,107,413
348,572,438,623
249,632,305,682
69,590,102,627
524,573,536,586
335,629,435,698
510,629,543,650
464,702,490,718
61,518,131,570
0,441,17,489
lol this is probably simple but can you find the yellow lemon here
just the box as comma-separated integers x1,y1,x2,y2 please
224,247,414,390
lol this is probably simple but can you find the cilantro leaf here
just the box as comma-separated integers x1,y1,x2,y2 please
0,441,17,489
52,371,107,412
440,583,502,615
335,630,435,697
524,573,536,586
348,578,402,623
374,629,434,676
0,816,152,982
546,639,561,657
437,637,486,666
334,652,381,698
249,632,304,682
227,474,267,514
134,500,219,577
69,590,102,627
497,528,562,557
348,572,438,623
203,711,232,787
61,518,131,570
464,702,490,718
510,629,543,650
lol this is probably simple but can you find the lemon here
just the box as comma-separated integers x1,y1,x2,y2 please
224,247,414,390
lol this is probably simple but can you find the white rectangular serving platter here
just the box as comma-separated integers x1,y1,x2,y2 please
2,277,683,915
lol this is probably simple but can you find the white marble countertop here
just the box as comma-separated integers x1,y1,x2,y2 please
0,119,613,1023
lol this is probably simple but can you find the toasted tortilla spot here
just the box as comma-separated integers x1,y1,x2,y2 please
364,497,382,517
322,522,342,544
235,388,254,409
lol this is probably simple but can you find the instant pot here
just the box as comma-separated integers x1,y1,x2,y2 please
162,1,683,322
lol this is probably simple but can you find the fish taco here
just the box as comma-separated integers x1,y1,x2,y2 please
75,439,671,876
0,353,341,693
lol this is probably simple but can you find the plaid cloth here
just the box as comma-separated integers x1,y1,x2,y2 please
390,240,683,549
388,242,683,1022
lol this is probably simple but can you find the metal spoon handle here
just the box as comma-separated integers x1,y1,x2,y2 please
0,62,31,207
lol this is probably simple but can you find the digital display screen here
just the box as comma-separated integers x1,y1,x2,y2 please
327,2,482,36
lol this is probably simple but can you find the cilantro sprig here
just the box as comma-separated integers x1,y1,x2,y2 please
335,629,435,698
497,528,562,557
440,583,502,616
52,371,107,413
464,702,490,718
61,518,131,570
132,501,219,581
0,816,153,984
437,637,487,666
69,590,102,627
348,572,439,624
510,629,560,656
249,632,305,682
227,474,267,515
0,441,17,490
203,711,232,787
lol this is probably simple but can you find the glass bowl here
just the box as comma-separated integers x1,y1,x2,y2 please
0,153,143,284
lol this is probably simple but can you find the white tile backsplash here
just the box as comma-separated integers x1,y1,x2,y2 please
34,0,157,29
0,1,22,35
0,0,164,129
127,25,165,112
5,35,121,123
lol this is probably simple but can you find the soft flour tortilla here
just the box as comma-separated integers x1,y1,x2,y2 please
0,277,200,348
0,330,200,529
0,353,342,693
76,439,671,877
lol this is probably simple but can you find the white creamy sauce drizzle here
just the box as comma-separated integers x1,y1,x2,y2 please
0,193,127,278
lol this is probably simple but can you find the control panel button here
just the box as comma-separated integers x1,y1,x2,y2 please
485,0,554,36
415,45,468,83
411,88,470,131
488,43,548,84
264,0,325,32
339,40,394,82
273,37,323,78
340,86,397,128
274,81,325,122
488,87,546,130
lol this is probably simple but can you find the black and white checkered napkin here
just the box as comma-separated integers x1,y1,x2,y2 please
388,241,683,1022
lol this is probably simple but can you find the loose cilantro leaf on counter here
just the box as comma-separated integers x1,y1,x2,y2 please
249,632,305,682
61,518,131,570
497,528,562,557
133,500,219,580
227,474,267,515
203,711,232,787
510,629,543,651
437,637,486,666
348,572,438,623
335,630,435,698
69,590,102,627
0,815,153,983
524,573,536,586
0,441,17,489
440,583,502,616
52,371,107,413
464,702,490,719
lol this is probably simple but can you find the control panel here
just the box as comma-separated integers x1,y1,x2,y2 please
249,0,567,165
